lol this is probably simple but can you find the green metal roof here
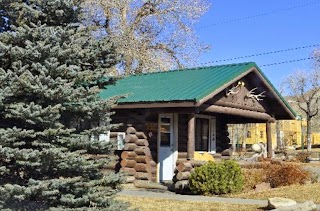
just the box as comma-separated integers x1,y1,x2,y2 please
99,62,296,117
100,62,257,103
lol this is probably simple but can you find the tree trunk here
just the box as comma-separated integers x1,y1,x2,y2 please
307,117,312,151
241,125,247,152
276,121,282,150
232,125,238,153
266,122,273,158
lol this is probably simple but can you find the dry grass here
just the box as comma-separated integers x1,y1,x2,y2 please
228,183,320,203
116,195,261,211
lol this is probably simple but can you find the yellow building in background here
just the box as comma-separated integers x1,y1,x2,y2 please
228,119,320,149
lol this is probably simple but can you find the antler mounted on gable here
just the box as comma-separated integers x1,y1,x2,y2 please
246,87,266,101
226,81,245,96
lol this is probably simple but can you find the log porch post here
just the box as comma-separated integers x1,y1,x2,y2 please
266,122,273,158
187,114,195,159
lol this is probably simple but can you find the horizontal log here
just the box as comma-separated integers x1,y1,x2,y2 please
191,160,207,167
126,127,137,135
151,176,157,182
125,134,138,143
125,176,135,183
109,132,119,138
120,159,137,168
178,152,188,159
134,147,151,156
214,101,266,113
136,132,147,139
135,172,152,180
134,163,151,173
176,162,193,172
133,180,168,190
202,104,275,122
176,171,191,181
120,167,136,176
136,155,151,163
123,143,137,151
135,139,149,147
176,159,189,165
121,151,137,160
150,160,157,167
176,159,207,167
150,167,157,174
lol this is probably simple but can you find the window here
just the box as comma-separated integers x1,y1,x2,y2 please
117,132,126,150
260,131,264,138
195,118,209,151
90,131,110,142
98,131,110,142
160,116,172,147
92,132,126,150
247,131,251,138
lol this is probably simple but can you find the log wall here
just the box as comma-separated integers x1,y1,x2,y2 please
100,133,121,173
112,109,158,163
120,127,157,183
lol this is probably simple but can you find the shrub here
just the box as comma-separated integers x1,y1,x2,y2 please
242,168,265,191
241,161,311,189
296,152,311,163
189,160,244,195
266,163,311,187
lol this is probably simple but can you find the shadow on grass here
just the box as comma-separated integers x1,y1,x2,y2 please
257,206,272,210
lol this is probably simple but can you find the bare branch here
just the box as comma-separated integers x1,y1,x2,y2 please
283,54,320,151
83,0,210,74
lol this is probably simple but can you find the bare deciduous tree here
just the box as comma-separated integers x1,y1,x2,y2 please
284,52,320,151
83,0,210,74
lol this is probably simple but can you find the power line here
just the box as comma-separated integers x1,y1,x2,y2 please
193,56,315,69
198,44,320,66
197,0,320,29
192,56,318,69
260,56,315,67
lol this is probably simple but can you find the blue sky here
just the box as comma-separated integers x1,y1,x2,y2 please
195,0,320,88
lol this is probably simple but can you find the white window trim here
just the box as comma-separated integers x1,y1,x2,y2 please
117,132,126,150
98,131,110,142
194,114,216,153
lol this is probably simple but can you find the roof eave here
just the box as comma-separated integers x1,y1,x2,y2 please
195,65,296,120
252,67,296,120
114,101,196,109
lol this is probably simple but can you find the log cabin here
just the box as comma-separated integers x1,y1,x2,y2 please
100,62,296,184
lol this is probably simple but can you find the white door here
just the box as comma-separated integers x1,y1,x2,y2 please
158,114,175,182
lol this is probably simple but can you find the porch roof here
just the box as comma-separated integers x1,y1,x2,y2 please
100,62,296,119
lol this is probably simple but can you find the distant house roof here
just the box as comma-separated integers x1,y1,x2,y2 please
100,62,296,118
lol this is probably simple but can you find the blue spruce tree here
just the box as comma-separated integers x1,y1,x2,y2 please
0,0,128,210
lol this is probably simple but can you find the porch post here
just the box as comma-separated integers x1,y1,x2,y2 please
187,114,195,159
266,122,273,158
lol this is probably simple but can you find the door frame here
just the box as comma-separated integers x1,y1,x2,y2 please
157,113,178,182
195,114,216,153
